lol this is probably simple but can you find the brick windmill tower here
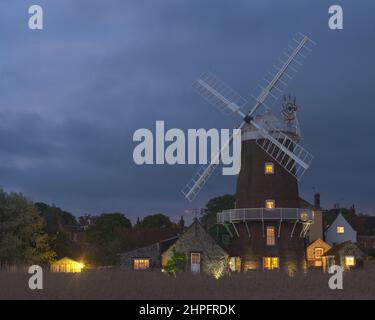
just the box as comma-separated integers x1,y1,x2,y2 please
236,95,302,210
182,34,317,273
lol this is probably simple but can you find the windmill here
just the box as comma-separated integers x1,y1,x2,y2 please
182,33,316,203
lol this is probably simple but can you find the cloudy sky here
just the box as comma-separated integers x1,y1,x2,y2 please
0,0,374,223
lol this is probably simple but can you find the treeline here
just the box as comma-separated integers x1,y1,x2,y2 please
0,188,187,267
0,190,55,266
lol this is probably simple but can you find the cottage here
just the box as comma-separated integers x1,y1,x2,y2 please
325,213,357,246
120,236,178,270
323,241,364,271
51,257,84,273
161,219,229,278
306,238,331,268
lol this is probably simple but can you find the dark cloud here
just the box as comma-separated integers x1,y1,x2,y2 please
0,0,374,222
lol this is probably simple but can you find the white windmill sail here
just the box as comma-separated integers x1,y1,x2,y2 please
182,34,316,202
254,118,314,180
192,72,248,116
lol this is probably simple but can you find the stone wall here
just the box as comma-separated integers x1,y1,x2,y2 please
161,220,229,278
120,243,161,269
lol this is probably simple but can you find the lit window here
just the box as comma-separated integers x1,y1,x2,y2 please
191,253,201,264
191,253,201,274
229,257,241,272
314,248,324,259
266,226,276,246
134,258,150,270
300,212,308,221
314,260,322,267
345,256,355,267
337,226,345,234
263,257,279,270
264,163,274,175
265,200,275,209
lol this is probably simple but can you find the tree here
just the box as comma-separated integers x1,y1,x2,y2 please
201,194,235,228
35,202,81,260
85,213,132,265
163,249,186,277
138,213,172,228
0,189,56,266
35,202,77,233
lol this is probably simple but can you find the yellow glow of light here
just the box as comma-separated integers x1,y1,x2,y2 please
265,200,275,209
300,212,308,221
345,256,355,267
264,163,274,174
337,226,345,234
134,258,150,270
51,258,85,273
263,257,279,270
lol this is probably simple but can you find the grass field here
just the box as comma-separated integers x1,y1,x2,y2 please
1,262,374,300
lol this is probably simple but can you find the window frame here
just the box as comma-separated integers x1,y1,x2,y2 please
133,258,151,270
336,226,345,234
345,256,355,267
314,247,324,259
265,199,275,210
191,252,201,265
264,163,275,175
263,257,279,270
266,226,276,246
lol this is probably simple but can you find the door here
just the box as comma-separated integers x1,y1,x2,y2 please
191,253,201,274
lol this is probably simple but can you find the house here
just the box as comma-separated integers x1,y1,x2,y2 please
60,224,85,243
325,213,357,246
306,238,331,268
161,219,229,278
120,236,178,270
357,217,375,254
323,241,364,271
51,257,84,273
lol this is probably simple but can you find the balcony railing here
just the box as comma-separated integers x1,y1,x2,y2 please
217,208,313,225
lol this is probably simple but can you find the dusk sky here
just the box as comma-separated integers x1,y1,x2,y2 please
0,0,374,223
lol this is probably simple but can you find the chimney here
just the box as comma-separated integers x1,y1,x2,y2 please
179,216,185,231
314,193,321,210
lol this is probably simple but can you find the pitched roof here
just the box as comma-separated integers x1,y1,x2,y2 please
323,241,362,256
307,238,331,250
162,218,229,256
325,213,356,233
159,236,179,252
52,257,82,265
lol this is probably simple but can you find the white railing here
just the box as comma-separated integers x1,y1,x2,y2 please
217,208,313,225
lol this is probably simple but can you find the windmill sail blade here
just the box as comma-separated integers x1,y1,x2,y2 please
252,120,313,180
181,127,243,202
249,34,316,116
193,73,248,117
182,162,220,202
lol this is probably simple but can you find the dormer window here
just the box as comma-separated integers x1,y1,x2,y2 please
337,226,345,234
265,200,275,209
264,163,274,175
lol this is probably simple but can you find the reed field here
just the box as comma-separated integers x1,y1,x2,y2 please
0,261,374,300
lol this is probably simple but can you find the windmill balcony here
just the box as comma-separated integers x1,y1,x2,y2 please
217,208,313,225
